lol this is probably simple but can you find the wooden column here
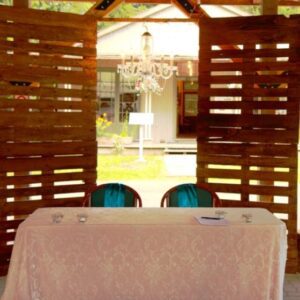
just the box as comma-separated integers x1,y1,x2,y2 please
12,0,31,202
258,0,278,203
262,0,278,15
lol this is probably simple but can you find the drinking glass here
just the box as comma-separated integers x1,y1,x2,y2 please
242,213,253,223
77,213,88,223
51,212,64,224
215,210,227,219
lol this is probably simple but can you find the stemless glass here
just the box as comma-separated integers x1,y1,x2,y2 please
51,212,64,224
77,213,88,224
215,210,227,219
242,213,253,223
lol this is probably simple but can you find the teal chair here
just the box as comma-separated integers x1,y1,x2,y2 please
84,183,142,207
160,183,221,208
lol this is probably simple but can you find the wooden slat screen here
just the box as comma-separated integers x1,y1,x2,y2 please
0,6,97,275
198,15,300,272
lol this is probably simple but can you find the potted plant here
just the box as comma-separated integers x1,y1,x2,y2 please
119,112,134,144
96,113,112,144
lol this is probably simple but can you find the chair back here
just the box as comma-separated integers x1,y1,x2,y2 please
160,183,221,207
84,183,142,207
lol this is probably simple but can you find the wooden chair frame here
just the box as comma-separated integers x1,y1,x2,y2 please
160,183,221,207
83,183,143,207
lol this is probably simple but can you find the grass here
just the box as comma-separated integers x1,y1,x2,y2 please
97,155,168,180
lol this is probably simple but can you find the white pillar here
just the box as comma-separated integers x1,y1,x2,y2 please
144,92,152,140
138,125,145,162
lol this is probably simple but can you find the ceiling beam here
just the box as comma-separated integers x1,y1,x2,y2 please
40,0,96,2
97,16,198,21
262,0,278,14
34,0,300,5
124,0,171,3
199,0,299,5
13,0,29,7
86,0,123,16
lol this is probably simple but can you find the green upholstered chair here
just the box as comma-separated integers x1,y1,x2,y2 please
160,183,221,208
84,183,142,207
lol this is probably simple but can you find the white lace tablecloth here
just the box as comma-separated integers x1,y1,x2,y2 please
2,207,287,300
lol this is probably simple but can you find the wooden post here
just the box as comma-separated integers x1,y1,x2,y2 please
258,0,278,203
11,0,31,202
13,0,29,8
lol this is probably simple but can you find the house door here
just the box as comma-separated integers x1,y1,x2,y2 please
177,80,198,137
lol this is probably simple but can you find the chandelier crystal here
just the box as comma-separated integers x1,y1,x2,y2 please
117,29,177,95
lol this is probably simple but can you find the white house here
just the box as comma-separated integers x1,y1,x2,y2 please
97,4,248,143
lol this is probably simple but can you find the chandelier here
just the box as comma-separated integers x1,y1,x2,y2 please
117,28,178,95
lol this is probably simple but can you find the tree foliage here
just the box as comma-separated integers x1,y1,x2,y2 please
30,0,92,14
238,5,300,16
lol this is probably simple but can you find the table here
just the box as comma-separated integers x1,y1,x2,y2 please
1,207,287,300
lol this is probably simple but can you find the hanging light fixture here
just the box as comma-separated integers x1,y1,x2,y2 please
117,27,178,95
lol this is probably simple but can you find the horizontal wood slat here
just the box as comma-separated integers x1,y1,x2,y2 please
1,198,85,216
198,154,296,168
198,61,300,72
0,84,95,99
0,39,95,57
0,6,97,276
0,66,96,86
0,53,96,70
0,127,95,142
0,141,96,156
198,14,299,273
197,128,298,143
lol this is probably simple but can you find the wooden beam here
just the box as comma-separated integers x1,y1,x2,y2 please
200,0,257,4
171,0,208,19
86,0,123,16
262,0,278,14
97,17,199,22
199,0,299,5
124,0,171,3
13,0,29,7
38,0,96,2
31,0,300,5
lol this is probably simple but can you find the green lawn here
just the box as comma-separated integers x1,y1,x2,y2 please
97,155,167,180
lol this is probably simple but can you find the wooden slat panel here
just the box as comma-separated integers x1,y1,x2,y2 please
198,153,295,168
199,143,297,157
0,98,96,111
200,100,297,111
0,53,96,70
0,171,95,186
0,6,97,275
0,66,96,86
0,155,96,172
198,61,300,72
1,198,85,216
0,141,96,156
198,14,299,273
199,74,300,85
199,114,297,129
199,87,297,97
197,166,293,182
203,48,295,59
0,84,95,99
0,112,94,127
0,127,95,142
1,184,87,199
197,128,298,143
0,39,96,57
